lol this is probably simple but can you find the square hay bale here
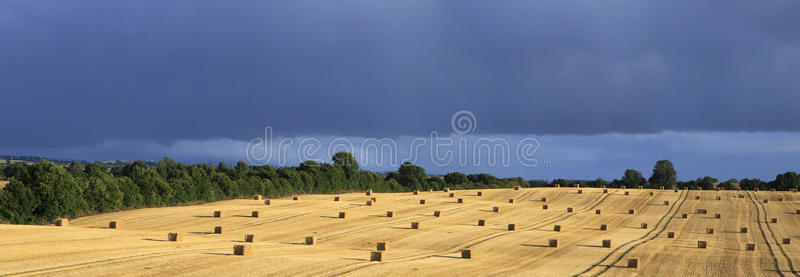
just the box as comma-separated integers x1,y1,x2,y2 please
695,195,701,200
477,191,483,196
741,227,748,233
386,211,394,217
796,210,800,214
778,197,784,201
334,196,340,201
542,204,549,210
449,193,455,197
515,186,521,190
602,239,611,248
461,249,473,259
478,219,486,226
252,211,261,218
596,209,601,214
339,212,346,219
370,251,384,262
542,197,548,202
109,221,120,229
371,197,377,202
698,187,703,191
413,190,419,195
508,198,515,204
659,186,664,190
638,185,644,190
641,223,648,229
664,200,670,205
575,184,580,188
682,213,688,218
706,228,714,234
567,207,574,212
428,189,433,192
493,206,500,212
577,189,583,194
628,209,636,215
553,225,561,232
548,239,559,247
254,195,263,200
245,234,258,242
603,189,609,194
600,224,608,231
434,211,441,217
214,226,226,234
628,258,639,268
714,213,721,219
377,241,389,251
698,240,707,248
366,200,373,206
555,184,561,188
419,199,426,205
674,189,679,192
649,191,654,196
697,209,707,214
716,196,722,200
746,243,755,251
168,232,183,242
293,196,299,201
233,244,252,256
771,218,778,223
264,199,271,205
305,236,317,245
508,224,516,231
444,187,450,192
411,222,420,229
667,231,675,238
763,199,769,203
366,189,372,196
214,211,224,218
458,198,464,203
783,238,791,244
739,194,745,198
624,191,630,196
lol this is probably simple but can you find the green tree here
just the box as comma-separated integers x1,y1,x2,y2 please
772,172,800,191
444,172,469,185
648,160,677,189
0,179,41,224
332,152,359,179
396,162,428,190
621,169,646,188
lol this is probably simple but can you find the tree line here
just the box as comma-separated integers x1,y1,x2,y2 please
0,152,526,224
1,155,798,225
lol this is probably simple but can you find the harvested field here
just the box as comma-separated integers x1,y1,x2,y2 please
1,188,799,276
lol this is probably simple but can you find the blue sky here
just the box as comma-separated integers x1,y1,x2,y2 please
1,1,799,181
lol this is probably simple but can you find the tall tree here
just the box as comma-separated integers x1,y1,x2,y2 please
621,169,646,187
648,160,677,189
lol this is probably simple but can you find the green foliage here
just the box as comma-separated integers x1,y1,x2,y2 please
648,160,677,189
3,155,794,226
621,169,646,187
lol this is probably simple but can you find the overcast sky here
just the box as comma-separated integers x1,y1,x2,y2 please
1,1,799,181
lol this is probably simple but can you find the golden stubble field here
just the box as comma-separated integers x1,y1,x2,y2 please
1,187,798,276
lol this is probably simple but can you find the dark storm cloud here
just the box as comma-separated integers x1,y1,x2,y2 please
1,1,799,148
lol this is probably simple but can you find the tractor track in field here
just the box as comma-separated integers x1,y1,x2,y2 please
577,189,687,276
748,191,799,277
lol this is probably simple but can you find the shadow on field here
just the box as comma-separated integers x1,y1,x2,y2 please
388,227,412,230
341,257,368,261
142,238,167,242
319,216,340,219
433,255,461,259
202,252,232,256
521,244,550,248
192,215,215,218
576,244,605,248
